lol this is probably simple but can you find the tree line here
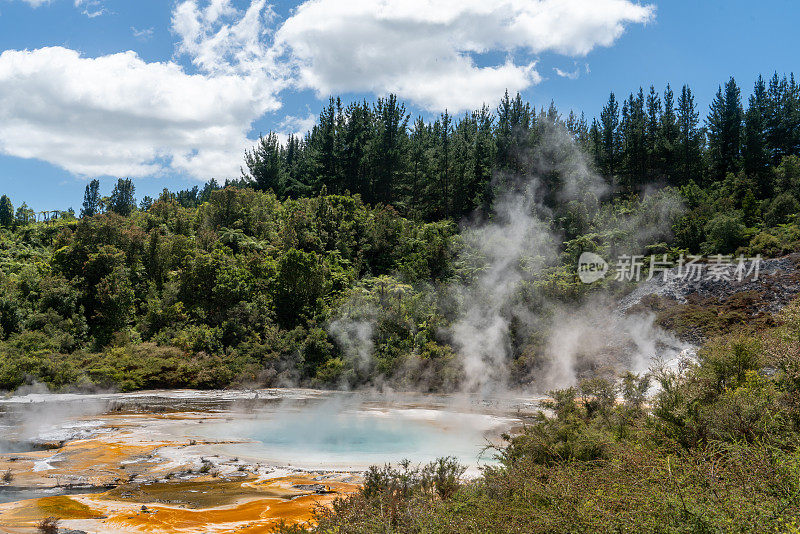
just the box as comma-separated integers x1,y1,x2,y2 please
239,73,799,220
1,72,796,231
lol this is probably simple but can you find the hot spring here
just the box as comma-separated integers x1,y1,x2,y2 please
0,389,531,473
0,389,537,530
156,392,524,470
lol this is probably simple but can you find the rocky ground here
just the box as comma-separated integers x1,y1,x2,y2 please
619,254,800,344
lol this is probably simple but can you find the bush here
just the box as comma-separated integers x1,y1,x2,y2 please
765,192,800,227
361,457,465,501
703,213,747,254
748,223,800,257
420,457,465,500
699,334,763,392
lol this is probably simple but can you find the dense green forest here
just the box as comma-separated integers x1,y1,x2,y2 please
1,72,799,393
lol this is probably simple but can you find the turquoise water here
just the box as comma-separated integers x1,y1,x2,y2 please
175,401,515,469
248,411,432,454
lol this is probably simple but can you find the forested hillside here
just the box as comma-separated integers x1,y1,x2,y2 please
1,73,799,393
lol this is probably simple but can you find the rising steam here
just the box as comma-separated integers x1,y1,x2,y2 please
328,119,684,394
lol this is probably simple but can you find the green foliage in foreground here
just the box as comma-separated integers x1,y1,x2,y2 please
286,302,800,533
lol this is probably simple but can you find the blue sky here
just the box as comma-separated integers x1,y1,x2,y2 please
0,0,797,212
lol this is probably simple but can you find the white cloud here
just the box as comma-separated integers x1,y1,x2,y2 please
554,64,586,80
275,0,654,111
554,67,578,80
75,0,107,19
131,26,154,41
172,0,279,78
275,112,316,143
0,1,288,180
0,49,282,179
13,0,104,14
0,0,654,181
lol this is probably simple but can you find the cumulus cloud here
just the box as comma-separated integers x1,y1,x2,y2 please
0,1,285,180
275,0,654,111
0,47,282,178
0,0,654,180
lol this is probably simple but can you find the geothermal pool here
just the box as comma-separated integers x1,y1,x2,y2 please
0,389,535,532
1,389,526,469
158,397,519,469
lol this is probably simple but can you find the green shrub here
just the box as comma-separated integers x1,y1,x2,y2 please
765,192,800,227
703,213,748,253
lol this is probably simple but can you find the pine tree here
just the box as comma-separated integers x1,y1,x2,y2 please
495,91,532,176
175,186,200,208
788,73,800,159
620,97,631,184
566,110,578,135
743,75,771,196
707,77,743,179
243,132,283,196
109,178,136,216
764,73,800,164
405,117,432,217
282,135,310,198
599,92,621,177
81,179,101,218
545,100,560,124
621,88,647,188
200,179,221,204
309,98,338,195
765,73,787,165
645,86,662,176
435,111,453,219
566,111,590,150
371,94,408,204
340,101,372,198
659,84,679,183
472,105,496,213
677,85,704,184
0,195,13,228
589,119,603,171
334,97,347,193
451,113,476,218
